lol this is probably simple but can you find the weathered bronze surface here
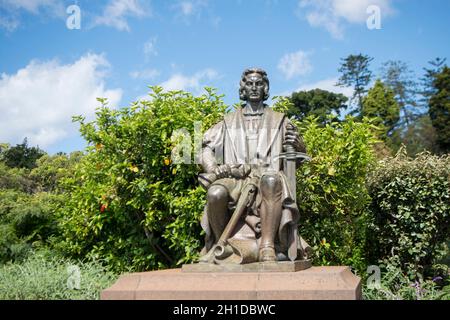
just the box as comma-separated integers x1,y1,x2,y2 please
182,260,312,273
195,68,312,267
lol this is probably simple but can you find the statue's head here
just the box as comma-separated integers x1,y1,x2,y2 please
239,68,270,102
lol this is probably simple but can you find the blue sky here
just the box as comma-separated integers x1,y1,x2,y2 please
0,0,449,154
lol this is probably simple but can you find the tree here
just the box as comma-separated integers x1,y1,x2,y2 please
429,66,450,153
287,89,348,124
2,138,45,170
59,87,227,272
380,60,419,127
29,151,84,193
362,80,400,140
337,54,374,113
421,57,447,103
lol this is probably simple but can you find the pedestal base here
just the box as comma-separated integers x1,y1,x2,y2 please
101,266,362,300
182,260,312,272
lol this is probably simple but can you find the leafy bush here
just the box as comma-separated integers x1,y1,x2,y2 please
58,87,226,272
0,189,65,263
0,163,34,193
295,115,378,274
363,263,448,300
29,152,83,193
367,150,450,278
0,249,117,300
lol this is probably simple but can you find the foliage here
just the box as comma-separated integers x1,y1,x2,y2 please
287,89,348,125
366,150,450,278
428,66,450,153
380,60,419,127
0,189,65,263
362,79,400,139
29,152,84,193
0,249,117,300
420,57,447,105
58,87,226,272
389,115,440,156
1,138,45,169
293,114,378,274
337,53,374,112
363,263,448,300
0,162,34,193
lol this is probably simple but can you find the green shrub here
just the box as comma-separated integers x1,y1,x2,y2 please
363,263,447,300
29,152,83,193
0,163,34,193
58,87,226,272
295,115,378,274
0,249,117,300
0,189,65,263
367,150,450,278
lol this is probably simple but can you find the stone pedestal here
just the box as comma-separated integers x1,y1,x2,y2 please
101,266,362,300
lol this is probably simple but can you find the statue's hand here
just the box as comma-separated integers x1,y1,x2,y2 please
229,164,251,179
284,124,303,152
214,164,231,179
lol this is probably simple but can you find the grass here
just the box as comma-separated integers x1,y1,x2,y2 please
0,249,118,300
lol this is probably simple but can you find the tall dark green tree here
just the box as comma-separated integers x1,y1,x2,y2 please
421,57,447,102
380,60,419,127
288,89,348,124
337,53,374,114
428,66,450,153
1,138,45,169
362,79,400,140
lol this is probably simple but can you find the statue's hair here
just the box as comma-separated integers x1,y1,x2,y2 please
239,68,270,101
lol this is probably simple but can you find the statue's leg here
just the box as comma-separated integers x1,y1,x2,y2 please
259,173,283,262
206,185,230,243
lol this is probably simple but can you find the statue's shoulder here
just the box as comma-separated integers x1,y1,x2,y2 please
221,106,243,125
264,105,287,121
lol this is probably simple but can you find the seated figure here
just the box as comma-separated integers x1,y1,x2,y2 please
198,68,311,264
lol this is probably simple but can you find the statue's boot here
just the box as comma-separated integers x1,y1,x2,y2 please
259,173,283,263
259,246,277,262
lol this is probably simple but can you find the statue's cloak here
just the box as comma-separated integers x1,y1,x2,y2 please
200,106,309,264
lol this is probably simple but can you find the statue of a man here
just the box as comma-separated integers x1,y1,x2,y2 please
198,68,310,264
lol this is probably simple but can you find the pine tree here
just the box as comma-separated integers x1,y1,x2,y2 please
337,53,374,114
362,79,400,140
380,60,419,127
429,66,450,153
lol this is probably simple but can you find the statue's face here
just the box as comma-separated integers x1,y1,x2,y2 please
243,73,265,102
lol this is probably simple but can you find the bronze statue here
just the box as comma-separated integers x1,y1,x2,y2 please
198,68,311,265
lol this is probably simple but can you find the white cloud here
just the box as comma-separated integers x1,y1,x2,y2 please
93,0,149,31
0,15,19,32
159,69,218,94
180,2,194,16
0,0,65,31
0,54,122,148
143,37,158,58
278,50,312,80
172,0,208,21
296,77,354,97
130,68,160,80
298,0,394,39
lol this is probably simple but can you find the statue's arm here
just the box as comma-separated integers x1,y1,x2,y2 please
200,122,221,174
202,145,217,173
